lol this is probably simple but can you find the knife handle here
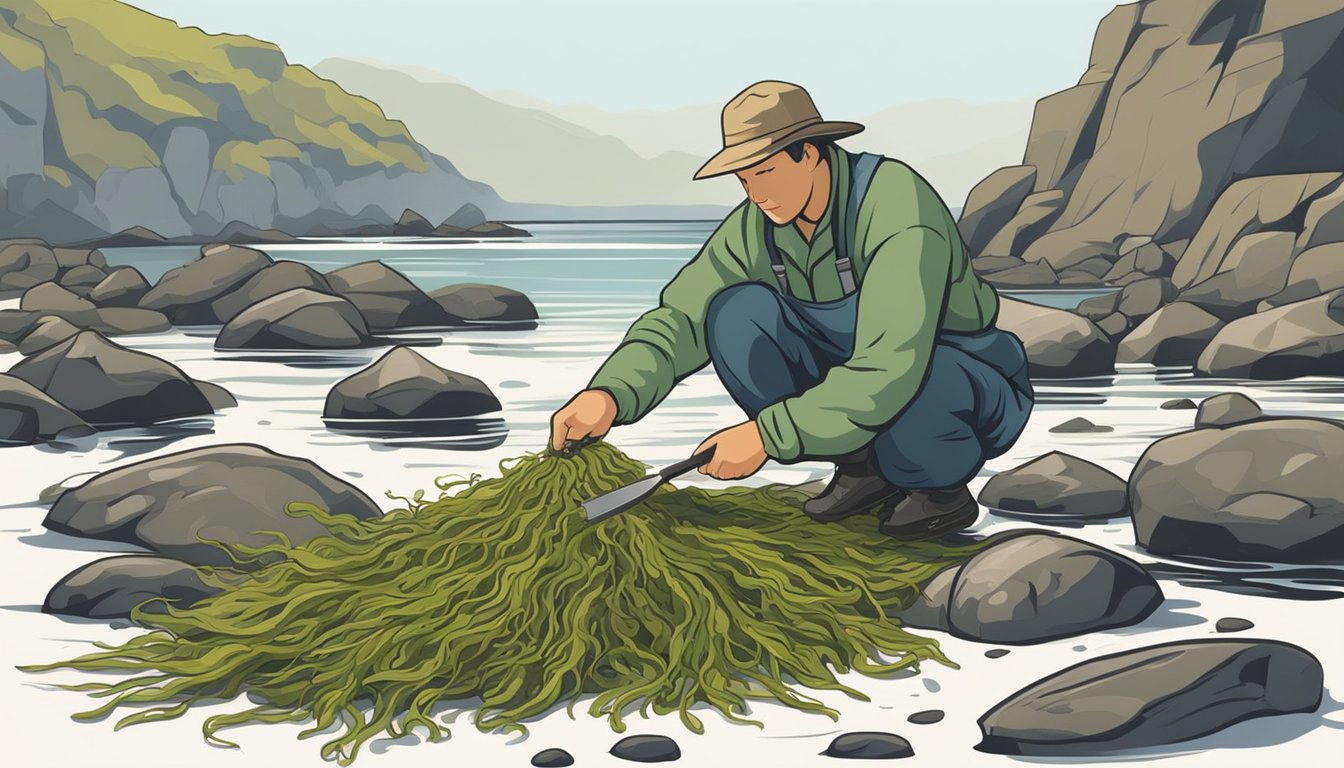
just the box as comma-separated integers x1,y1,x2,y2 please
659,445,716,480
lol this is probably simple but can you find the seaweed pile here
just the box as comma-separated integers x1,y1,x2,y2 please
19,442,979,764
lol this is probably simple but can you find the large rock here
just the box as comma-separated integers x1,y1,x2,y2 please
1194,290,1344,378
44,555,228,619
1116,302,1224,365
0,240,59,295
17,315,80,355
139,244,273,323
209,261,333,324
215,288,372,349
44,444,384,567
995,298,1114,377
324,346,501,420
947,532,1162,644
0,373,93,440
958,166,1038,257
21,282,95,313
980,452,1128,520
1262,242,1344,308
86,266,151,308
1130,418,1344,562
58,264,109,291
1177,230,1297,319
325,261,457,330
428,283,538,322
7,331,227,425
977,640,1323,756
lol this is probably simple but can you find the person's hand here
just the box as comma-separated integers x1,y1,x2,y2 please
550,389,618,451
694,421,767,480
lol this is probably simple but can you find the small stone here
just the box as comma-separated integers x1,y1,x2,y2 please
531,747,576,767
611,734,680,762
1216,617,1255,633
1073,645,1088,651
1195,393,1263,428
1161,398,1197,410
985,648,1011,659
907,709,945,725
1049,416,1113,433
822,732,914,759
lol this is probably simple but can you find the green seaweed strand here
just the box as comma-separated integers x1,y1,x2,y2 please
18,442,981,764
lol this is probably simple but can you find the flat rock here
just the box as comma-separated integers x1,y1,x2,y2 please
428,283,538,322
8,331,223,425
822,732,914,759
948,532,1161,644
216,288,371,350
1130,418,1344,562
44,555,230,619
610,734,680,762
907,710,944,725
1216,617,1255,633
45,444,383,567
1161,398,1197,410
530,747,575,767
980,452,1129,519
985,648,1011,659
325,260,457,330
324,346,501,420
1049,416,1113,433
1195,392,1263,427
977,640,1323,755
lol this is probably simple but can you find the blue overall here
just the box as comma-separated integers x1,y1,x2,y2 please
705,282,1034,490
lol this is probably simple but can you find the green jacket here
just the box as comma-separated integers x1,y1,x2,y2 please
587,144,1000,462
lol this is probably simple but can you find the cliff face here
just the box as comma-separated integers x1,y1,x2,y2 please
961,0,1344,271
0,0,506,243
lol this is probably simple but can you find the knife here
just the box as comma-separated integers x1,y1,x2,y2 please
582,445,716,523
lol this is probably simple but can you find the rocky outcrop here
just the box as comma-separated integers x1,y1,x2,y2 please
428,283,538,322
995,298,1114,377
324,346,501,420
1130,414,1344,563
325,261,458,330
1194,290,1344,378
139,244,273,324
215,288,372,349
44,555,229,619
980,452,1128,520
7,331,231,425
898,532,1161,644
44,444,384,567
977,640,1323,756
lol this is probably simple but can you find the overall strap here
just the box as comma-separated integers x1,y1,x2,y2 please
762,219,790,293
835,152,883,296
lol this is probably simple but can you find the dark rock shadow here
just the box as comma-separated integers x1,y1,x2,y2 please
1098,598,1207,635
327,416,510,452
17,528,147,554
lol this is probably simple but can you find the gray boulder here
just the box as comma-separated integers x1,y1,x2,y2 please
139,244,273,323
325,261,457,330
821,732,913,760
996,298,1114,377
1195,392,1264,428
428,283,538,322
21,282,95,313
7,331,226,425
324,346,501,420
216,288,372,349
44,444,384,568
0,374,93,440
1116,302,1224,365
1195,290,1344,378
86,266,151,308
1177,231,1296,320
977,640,1323,756
948,532,1162,644
1130,418,1344,562
209,261,333,324
958,165,1038,257
58,264,108,291
44,555,230,619
1263,242,1344,308
981,452,1128,520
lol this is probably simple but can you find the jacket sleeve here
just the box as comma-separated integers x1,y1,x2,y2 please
756,163,955,461
587,206,751,425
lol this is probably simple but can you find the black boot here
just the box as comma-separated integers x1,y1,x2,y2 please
803,447,906,522
878,485,979,540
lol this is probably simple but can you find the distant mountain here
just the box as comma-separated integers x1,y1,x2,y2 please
322,59,1033,211
0,0,523,242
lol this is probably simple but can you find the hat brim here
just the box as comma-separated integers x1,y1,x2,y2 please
692,120,866,180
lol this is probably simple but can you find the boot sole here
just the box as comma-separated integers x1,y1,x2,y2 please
804,488,908,523
880,502,979,541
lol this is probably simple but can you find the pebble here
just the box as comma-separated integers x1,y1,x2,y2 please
907,709,945,725
1161,398,1197,410
611,734,680,762
1216,617,1255,633
531,747,575,767
985,648,1011,659
822,731,914,759
1049,416,1113,433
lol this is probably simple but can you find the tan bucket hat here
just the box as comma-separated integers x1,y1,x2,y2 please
693,81,865,180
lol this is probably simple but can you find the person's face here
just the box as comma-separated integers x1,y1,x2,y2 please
734,144,823,225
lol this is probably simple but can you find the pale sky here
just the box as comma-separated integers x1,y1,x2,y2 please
122,0,1124,113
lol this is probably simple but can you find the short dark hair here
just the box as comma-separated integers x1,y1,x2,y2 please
784,138,833,163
